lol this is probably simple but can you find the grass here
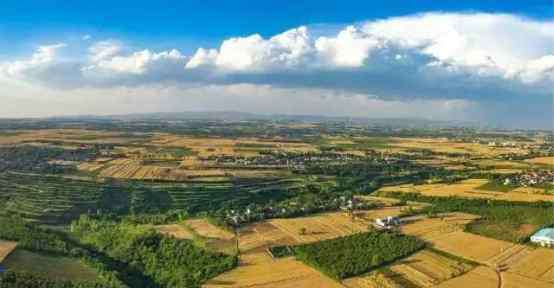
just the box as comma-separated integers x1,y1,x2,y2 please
2,249,98,282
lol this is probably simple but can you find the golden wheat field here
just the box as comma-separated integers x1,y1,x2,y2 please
400,213,479,241
508,247,554,282
343,271,401,288
525,156,554,166
502,271,553,288
203,253,343,288
0,240,17,263
389,138,527,157
236,208,407,254
434,266,498,288
267,208,406,242
0,129,145,145
343,249,474,288
379,178,554,202
429,231,517,264
149,134,317,158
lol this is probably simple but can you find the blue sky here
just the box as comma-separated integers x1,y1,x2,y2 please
0,1,552,128
1,0,550,54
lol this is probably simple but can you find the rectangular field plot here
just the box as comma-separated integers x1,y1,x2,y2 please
237,207,405,254
400,213,479,241
343,249,475,288
429,231,516,264
508,247,554,282
203,253,343,288
379,179,554,202
435,266,498,288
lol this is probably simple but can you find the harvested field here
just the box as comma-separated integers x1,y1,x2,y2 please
390,138,526,157
502,271,553,288
203,253,344,288
237,208,406,254
508,247,554,282
0,240,17,263
77,162,105,172
95,158,227,180
525,156,554,166
435,266,498,288
343,271,401,288
428,231,517,264
149,135,317,158
238,221,296,253
185,219,235,240
379,178,554,202
400,213,479,241
0,129,146,145
343,249,474,288
154,224,194,239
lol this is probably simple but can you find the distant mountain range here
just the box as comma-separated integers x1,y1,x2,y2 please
41,111,483,129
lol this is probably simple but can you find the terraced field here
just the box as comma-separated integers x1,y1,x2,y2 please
0,172,311,224
0,173,106,224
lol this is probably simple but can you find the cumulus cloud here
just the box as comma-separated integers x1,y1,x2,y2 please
1,43,66,78
88,40,122,63
187,26,312,71
0,12,552,127
84,49,186,75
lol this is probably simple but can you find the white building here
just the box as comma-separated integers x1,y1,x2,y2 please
530,228,554,247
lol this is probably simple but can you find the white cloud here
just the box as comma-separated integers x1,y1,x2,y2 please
85,49,185,75
314,25,380,67
362,13,554,83
186,26,311,71
0,12,552,127
88,40,122,63
1,43,66,77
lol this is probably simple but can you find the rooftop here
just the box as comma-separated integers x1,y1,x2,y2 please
531,228,554,240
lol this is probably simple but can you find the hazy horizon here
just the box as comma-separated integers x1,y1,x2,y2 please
1,1,552,129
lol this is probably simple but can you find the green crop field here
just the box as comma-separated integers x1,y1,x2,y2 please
2,249,98,282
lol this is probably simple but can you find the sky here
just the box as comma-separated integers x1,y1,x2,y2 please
0,0,552,128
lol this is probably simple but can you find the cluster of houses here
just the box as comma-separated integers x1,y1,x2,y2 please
223,196,375,226
502,170,554,187
213,152,365,170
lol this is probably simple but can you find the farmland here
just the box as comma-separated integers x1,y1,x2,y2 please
378,179,554,202
0,117,553,287
343,249,476,287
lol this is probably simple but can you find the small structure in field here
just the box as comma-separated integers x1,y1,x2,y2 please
375,216,401,229
530,228,554,247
